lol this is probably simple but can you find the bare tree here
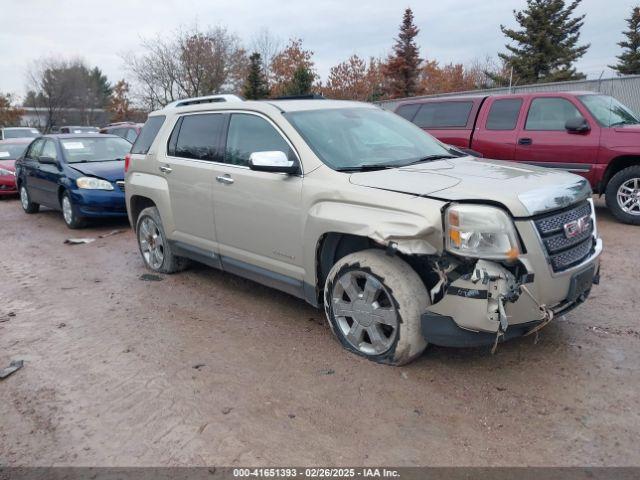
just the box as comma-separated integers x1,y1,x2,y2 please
123,25,247,110
250,28,282,80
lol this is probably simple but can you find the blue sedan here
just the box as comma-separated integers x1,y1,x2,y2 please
14,134,132,228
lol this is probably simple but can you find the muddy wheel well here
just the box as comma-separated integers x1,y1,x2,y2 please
601,156,640,193
129,196,156,230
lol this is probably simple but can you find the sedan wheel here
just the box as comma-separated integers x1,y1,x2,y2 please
19,185,39,214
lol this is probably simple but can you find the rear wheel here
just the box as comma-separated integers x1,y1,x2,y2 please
136,206,189,274
606,165,640,225
61,192,85,229
19,185,39,214
324,249,430,365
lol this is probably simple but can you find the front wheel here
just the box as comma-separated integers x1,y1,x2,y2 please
61,191,85,229
324,249,430,366
136,206,189,274
19,185,39,214
606,165,640,225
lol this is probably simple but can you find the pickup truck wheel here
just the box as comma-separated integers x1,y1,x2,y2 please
606,165,640,225
324,249,430,366
136,206,189,273
19,185,39,214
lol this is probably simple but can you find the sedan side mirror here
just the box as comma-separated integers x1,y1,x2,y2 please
248,151,299,174
38,156,58,165
565,117,590,134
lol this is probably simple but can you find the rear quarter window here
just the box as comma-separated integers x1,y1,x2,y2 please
413,101,473,128
131,115,166,154
395,104,420,121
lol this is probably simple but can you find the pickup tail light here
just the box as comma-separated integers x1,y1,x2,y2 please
124,153,131,173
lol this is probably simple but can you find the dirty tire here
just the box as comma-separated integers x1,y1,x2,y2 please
136,206,189,274
324,249,430,366
61,191,85,229
19,185,39,214
605,165,640,225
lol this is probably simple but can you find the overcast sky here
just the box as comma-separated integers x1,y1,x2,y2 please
0,0,637,101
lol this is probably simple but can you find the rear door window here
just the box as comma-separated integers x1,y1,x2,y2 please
131,115,166,154
26,139,44,159
413,101,473,128
224,113,293,167
525,98,584,131
486,99,523,130
395,104,420,121
169,113,225,162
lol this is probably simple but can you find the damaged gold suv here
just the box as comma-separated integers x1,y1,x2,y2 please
125,95,602,365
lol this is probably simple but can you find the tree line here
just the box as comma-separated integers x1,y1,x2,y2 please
2,0,640,129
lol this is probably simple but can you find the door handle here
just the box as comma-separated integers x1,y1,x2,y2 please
159,165,172,174
216,175,234,185
518,138,533,146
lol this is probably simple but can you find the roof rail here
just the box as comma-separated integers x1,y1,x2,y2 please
272,94,326,100
167,94,244,108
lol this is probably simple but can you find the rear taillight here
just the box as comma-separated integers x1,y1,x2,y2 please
124,153,131,173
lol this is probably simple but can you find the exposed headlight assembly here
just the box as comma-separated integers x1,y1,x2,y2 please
76,177,113,190
445,204,520,260
0,168,14,176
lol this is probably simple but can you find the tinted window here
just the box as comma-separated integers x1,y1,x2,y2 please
395,104,420,121
172,114,225,161
131,116,165,154
111,128,126,138
40,140,57,160
413,101,473,128
525,98,583,131
225,114,292,167
486,99,523,130
125,128,138,143
26,139,44,159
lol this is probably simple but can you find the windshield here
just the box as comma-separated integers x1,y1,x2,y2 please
0,143,29,160
3,128,40,139
61,137,132,163
579,95,640,127
284,107,452,170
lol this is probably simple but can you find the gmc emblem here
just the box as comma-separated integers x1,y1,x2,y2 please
564,215,591,239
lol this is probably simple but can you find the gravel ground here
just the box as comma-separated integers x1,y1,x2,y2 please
0,196,638,467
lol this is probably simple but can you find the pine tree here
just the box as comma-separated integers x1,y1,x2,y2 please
383,8,422,98
497,0,590,84
611,6,640,75
283,65,315,96
243,53,270,99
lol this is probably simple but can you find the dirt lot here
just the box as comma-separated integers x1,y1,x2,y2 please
0,196,638,467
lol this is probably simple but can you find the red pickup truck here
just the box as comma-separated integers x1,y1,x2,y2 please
395,91,640,224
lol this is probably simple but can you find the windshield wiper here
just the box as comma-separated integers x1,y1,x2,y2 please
336,164,397,172
401,154,457,167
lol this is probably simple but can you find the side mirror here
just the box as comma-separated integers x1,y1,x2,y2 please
565,117,590,134
38,156,58,165
248,151,299,174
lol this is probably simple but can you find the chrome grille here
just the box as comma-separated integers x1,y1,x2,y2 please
533,201,595,272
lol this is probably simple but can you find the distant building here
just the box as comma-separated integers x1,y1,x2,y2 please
19,107,111,130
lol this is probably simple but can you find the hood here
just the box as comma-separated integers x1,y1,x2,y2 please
0,160,16,172
69,160,124,182
349,156,591,217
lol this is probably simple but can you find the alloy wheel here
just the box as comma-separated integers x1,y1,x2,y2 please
62,195,73,225
331,270,398,356
617,178,640,215
20,187,29,211
138,217,165,270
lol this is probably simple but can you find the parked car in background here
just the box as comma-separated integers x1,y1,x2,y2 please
59,126,100,134
0,127,40,140
0,138,32,196
100,122,143,143
395,91,640,224
124,95,601,365
15,134,131,228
